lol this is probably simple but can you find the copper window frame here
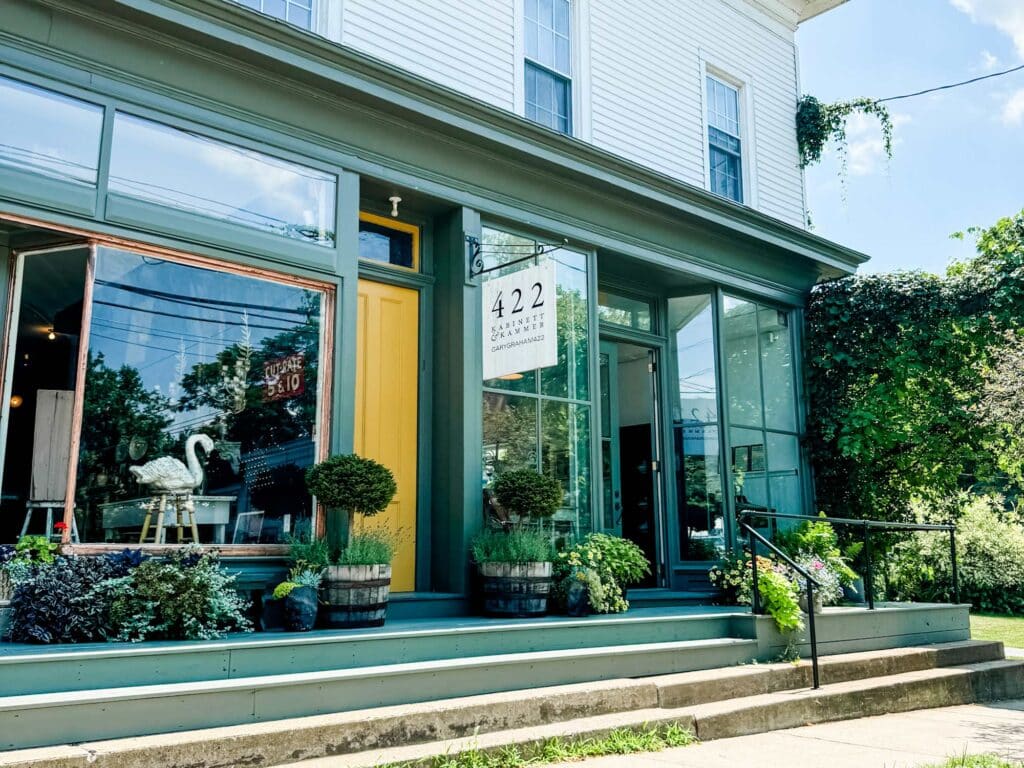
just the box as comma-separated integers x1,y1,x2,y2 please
0,211,336,556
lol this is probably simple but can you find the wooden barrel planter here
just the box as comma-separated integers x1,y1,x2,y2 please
321,564,391,628
479,561,553,618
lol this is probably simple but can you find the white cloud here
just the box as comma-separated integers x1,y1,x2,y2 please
1002,88,1024,123
845,112,911,176
980,49,999,70
951,0,1024,59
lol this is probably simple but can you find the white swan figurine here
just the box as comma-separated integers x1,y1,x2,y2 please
129,434,215,494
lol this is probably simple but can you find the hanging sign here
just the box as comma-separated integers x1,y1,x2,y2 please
264,352,305,402
482,262,558,380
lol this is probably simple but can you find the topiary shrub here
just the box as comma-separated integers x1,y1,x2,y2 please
490,469,563,523
305,454,397,550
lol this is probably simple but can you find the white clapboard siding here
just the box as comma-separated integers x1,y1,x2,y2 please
342,0,516,111
333,0,806,227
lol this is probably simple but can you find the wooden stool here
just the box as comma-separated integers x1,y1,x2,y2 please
139,494,200,544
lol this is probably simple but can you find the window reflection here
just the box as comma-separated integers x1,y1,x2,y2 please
75,247,325,544
109,113,336,246
598,290,653,332
669,295,723,560
0,76,103,187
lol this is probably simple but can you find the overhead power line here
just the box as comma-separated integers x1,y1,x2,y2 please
877,62,1024,103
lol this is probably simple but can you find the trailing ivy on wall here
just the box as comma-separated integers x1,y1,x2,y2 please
796,95,894,172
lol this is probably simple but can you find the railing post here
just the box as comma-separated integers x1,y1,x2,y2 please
807,579,820,690
749,526,762,615
863,524,875,610
950,527,960,604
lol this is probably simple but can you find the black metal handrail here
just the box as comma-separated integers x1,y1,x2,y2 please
739,521,822,689
738,510,960,611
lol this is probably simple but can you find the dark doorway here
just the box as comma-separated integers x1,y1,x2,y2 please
598,340,662,587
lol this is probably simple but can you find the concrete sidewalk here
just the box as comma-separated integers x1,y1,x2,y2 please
541,700,1024,768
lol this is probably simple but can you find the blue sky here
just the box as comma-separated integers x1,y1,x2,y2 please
797,0,1024,274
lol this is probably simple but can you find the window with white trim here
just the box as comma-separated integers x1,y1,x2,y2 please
524,0,573,135
235,0,314,30
706,76,743,203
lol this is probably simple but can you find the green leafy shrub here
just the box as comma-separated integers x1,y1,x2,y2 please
758,569,804,633
273,581,299,600
793,555,843,606
15,535,58,564
552,534,650,614
471,527,554,564
775,518,857,587
490,469,563,522
287,536,331,573
887,495,1024,613
108,547,251,641
306,454,397,550
709,551,803,633
334,529,396,565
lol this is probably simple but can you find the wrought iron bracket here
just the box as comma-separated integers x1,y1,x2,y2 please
466,235,568,279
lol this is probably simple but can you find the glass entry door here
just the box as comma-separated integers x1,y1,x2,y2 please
598,339,662,587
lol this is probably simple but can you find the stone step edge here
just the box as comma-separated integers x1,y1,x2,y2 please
654,639,1005,708
279,658,1024,768
0,637,755,711
0,642,1007,768
0,610,742,666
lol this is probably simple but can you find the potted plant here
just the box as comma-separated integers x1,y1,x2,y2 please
553,533,650,616
305,454,397,628
472,469,562,618
273,569,322,632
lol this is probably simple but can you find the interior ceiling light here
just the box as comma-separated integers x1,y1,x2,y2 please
9,395,22,409
47,328,56,340
497,372,524,381
389,195,402,217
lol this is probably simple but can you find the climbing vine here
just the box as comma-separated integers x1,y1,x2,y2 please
796,95,894,172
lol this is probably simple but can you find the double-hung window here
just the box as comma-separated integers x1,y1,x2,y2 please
524,0,573,135
235,0,314,31
706,76,743,203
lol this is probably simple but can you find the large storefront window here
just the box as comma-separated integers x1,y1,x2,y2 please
669,294,724,560
72,247,326,544
722,296,804,528
481,228,592,537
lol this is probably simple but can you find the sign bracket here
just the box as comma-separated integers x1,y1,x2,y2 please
466,235,568,278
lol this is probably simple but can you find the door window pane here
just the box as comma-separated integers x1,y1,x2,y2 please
669,295,723,560
759,306,798,432
541,248,590,401
358,218,416,269
0,76,103,187
723,296,762,428
109,113,336,246
767,433,801,516
75,246,326,545
731,426,767,513
542,400,591,538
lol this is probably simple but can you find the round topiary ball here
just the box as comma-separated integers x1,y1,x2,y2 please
305,454,397,517
491,469,563,521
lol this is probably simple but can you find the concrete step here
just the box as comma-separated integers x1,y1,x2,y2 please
0,608,739,696
0,637,756,750
0,641,1006,766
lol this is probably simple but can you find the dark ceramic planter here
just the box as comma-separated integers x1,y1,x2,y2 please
565,580,590,617
284,586,319,632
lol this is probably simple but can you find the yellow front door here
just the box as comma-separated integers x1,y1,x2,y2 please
355,279,419,592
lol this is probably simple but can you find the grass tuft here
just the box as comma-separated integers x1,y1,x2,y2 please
377,722,696,768
920,756,1023,768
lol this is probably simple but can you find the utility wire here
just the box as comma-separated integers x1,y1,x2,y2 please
877,62,1024,103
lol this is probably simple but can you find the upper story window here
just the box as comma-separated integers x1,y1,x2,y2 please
706,76,743,204
235,0,314,30
524,0,572,135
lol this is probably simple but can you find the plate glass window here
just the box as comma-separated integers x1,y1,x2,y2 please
109,113,336,247
706,76,743,203
524,0,572,135
235,0,314,30
0,76,103,187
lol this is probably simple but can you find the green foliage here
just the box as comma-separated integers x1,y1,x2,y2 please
287,535,331,572
14,535,59,564
796,95,894,171
107,547,251,641
471,527,555,564
377,723,695,768
792,554,843,606
806,211,1024,528
290,568,323,589
758,569,804,633
887,494,1024,613
306,454,397,516
490,469,564,521
335,529,396,565
583,533,651,586
774,518,857,586
552,534,650,614
306,454,397,548
273,581,299,600
921,756,1023,768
